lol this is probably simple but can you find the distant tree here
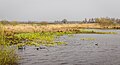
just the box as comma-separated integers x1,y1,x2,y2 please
61,19,67,23
0,20,9,24
91,18,95,23
88,19,91,23
84,18,87,23
95,18,114,26
54,21,59,23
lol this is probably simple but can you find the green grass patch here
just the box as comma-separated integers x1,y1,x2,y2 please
6,32,67,47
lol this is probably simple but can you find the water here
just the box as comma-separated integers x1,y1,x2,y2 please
18,30,120,65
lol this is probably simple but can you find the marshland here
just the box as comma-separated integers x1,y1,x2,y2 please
0,17,120,65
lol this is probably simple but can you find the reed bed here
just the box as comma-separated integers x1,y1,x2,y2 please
4,23,120,35
4,23,100,35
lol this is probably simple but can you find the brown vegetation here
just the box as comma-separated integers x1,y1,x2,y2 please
4,23,120,35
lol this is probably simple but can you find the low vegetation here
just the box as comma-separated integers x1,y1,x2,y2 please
6,32,67,47
4,28,116,47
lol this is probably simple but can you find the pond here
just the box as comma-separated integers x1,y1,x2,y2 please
18,30,120,65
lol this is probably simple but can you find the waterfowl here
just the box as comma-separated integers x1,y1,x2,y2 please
95,43,98,46
18,46,26,50
36,46,49,51
36,47,39,50
36,46,46,50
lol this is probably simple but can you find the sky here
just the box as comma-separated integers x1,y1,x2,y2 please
0,0,120,21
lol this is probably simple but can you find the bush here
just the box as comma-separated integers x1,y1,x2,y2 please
95,18,114,26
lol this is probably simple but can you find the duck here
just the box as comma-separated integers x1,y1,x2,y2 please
36,46,49,51
95,43,98,46
36,47,39,50
36,46,46,50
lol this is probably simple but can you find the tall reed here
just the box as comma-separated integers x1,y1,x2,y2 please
0,23,4,45
0,23,19,65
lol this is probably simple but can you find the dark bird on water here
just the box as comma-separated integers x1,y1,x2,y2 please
36,46,49,51
95,43,98,46
36,47,39,50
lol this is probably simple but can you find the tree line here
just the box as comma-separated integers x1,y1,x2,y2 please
0,17,120,25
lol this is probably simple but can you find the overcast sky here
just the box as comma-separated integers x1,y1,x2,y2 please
0,0,120,21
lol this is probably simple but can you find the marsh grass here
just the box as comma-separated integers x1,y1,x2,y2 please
0,23,5,45
0,23,19,65
5,29,116,47
4,24,118,36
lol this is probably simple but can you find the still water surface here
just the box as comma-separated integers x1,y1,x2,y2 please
18,30,120,65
